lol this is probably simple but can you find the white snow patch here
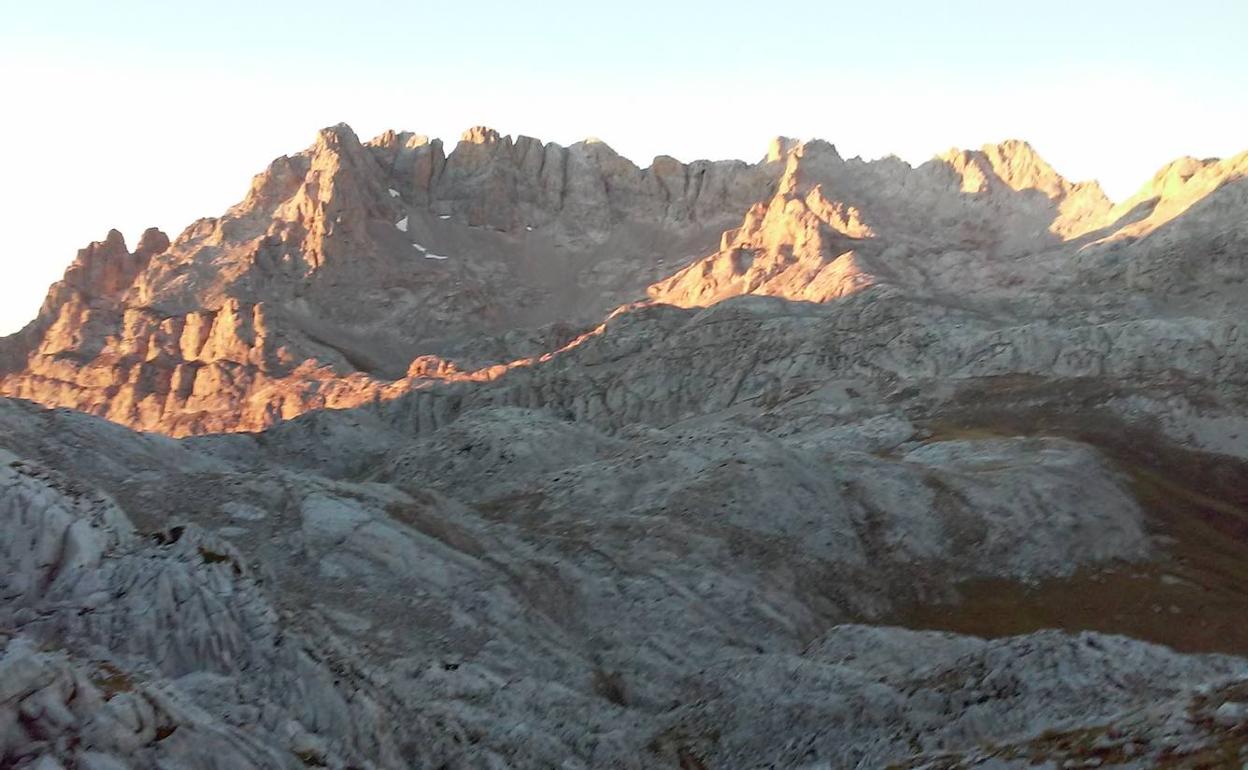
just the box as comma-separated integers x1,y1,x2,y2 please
525,225,534,231
395,216,409,232
411,243,427,252
425,253,449,260
438,214,451,220
388,188,400,198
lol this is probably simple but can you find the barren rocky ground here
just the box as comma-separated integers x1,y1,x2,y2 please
3,125,1248,768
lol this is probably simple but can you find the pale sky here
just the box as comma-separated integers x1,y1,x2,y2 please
2,0,1246,333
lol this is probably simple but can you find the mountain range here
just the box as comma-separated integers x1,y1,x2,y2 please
3,124,1248,768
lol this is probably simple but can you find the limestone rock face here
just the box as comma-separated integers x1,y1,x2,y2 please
0,448,422,769
1074,150,1248,298
647,138,1116,307
7,126,1242,436
4,124,1248,767
1,374,1247,768
0,124,785,434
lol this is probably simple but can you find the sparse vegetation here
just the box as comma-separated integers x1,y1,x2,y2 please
91,662,135,699
897,382,1248,656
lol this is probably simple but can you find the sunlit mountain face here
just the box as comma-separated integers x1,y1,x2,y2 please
4,121,1248,768
4,124,1245,436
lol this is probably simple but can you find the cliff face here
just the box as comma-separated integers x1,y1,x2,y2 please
2,124,1246,435
5,125,1248,769
0,124,782,434
646,138,1119,307
651,139,1248,312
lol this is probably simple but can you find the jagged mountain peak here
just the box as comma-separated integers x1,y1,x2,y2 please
766,136,800,163
795,138,842,160
366,128,433,151
60,227,169,302
3,124,1246,435
94,227,128,251
990,136,1040,154
0,122,786,433
935,139,1075,199
67,227,171,273
134,226,171,258
978,138,1066,194
315,120,362,145
459,125,504,145
1084,148,1248,252
1129,152,1247,203
578,135,612,149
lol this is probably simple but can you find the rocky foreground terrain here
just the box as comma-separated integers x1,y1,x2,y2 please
3,125,1248,768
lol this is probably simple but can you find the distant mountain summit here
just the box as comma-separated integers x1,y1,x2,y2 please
2,124,1246,434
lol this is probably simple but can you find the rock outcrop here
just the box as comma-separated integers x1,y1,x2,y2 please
4,126,1245,436
4,369,1248,767
0,124,785,434
3,123,1248,767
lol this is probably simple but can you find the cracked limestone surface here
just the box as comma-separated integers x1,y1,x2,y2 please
3,128,1248,768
